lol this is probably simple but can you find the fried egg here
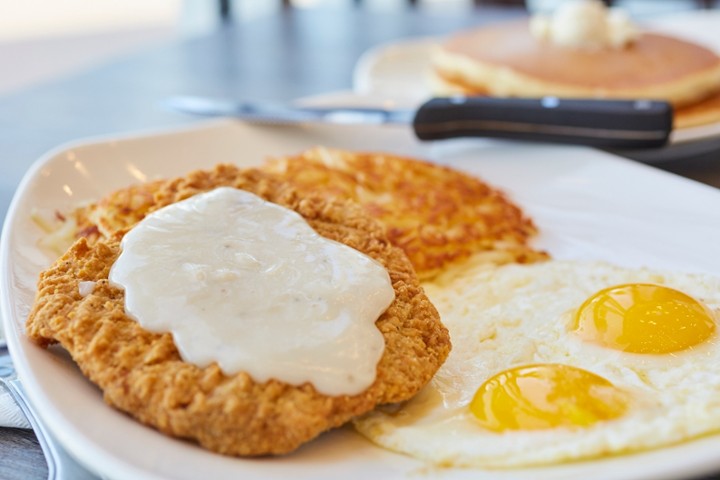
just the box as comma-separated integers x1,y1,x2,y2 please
353,260,720,468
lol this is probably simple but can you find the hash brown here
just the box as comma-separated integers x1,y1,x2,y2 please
262,147,546,279
74,179,165,242
59,148,546,280
26,165,450,456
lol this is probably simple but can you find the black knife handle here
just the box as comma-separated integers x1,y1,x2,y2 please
412,96,673,149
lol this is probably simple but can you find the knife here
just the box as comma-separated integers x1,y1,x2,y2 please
165,95,673,149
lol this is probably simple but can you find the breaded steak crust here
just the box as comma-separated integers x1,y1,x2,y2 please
262,147,547,279
26,166,450,456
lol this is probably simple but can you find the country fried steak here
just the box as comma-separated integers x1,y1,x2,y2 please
26,166,450,456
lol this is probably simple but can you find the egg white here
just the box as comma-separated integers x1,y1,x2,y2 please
354,260,720,468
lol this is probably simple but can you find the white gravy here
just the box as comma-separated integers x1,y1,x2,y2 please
109,187,394,396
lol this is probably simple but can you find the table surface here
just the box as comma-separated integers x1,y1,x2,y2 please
2,6,720,480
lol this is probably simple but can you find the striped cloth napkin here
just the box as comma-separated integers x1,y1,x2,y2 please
1,333,31,429
0,389,30,429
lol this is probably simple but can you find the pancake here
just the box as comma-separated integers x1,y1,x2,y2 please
26,165,450,456
430,68,720,130
432,21,720,119
261,147,547,279
675,90,720,129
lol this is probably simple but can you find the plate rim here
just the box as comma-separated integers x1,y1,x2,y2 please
3,104,720,480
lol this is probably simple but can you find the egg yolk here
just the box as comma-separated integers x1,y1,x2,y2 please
573,283,715,354
470,364,627,432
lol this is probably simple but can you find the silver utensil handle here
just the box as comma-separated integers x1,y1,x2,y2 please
1,377,59,479
0,346,99,480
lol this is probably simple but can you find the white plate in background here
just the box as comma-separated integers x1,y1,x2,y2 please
352,10,720,146
3,100,720,479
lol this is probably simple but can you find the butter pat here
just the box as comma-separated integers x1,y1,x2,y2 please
109,187,394,396
530,0,639,50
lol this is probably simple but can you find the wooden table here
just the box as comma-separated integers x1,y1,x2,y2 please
1,6,720,479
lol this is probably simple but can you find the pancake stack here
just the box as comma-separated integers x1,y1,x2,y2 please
432,7,720,129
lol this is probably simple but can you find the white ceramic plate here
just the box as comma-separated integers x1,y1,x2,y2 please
352,10,720,145
3,106,720,480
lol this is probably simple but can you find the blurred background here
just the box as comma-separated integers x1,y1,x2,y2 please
1,2,719,477
1,0,718,97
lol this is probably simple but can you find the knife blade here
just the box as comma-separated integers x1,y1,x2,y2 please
165,95,673,149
